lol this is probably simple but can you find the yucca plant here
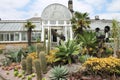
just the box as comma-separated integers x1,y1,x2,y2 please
49,66,68,80
55,40,82,64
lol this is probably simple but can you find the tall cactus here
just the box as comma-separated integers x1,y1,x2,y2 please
44,30,46,53
21,59,26,71
39,51,47,74
36,43,42,58
47,29,51,54
26,57,32,74
34,59,42,80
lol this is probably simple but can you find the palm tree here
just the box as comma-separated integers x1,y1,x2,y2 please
25,21,36,46
71,11,91,36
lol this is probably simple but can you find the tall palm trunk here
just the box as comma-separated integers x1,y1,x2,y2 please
27,28,32,46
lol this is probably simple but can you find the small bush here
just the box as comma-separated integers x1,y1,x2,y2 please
82,57,120,76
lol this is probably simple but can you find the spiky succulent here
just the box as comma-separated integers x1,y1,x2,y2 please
49,66,68,80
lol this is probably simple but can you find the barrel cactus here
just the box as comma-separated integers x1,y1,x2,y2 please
21,59,26,71
34,59,42,80
26,56,32,74
39,51,47,74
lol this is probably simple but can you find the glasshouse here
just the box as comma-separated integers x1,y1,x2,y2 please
0,0,120,80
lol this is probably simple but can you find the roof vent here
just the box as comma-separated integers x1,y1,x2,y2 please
95,15,99,20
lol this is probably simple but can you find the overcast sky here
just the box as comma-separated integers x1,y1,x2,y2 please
0,0,120,20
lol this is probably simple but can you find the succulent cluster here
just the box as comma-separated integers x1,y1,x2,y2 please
49,65,68,80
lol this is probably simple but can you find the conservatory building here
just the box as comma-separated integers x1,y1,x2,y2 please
0,3,73,48
0,0,115,49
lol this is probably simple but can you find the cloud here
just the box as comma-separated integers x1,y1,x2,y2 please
0,9,28,20
0,0,120,20
97,13,120,20
107,0,120,12
73,0,93,13
28,0,93,18
0,0,30,20
27,0,68,17
84,0,107,10
0,0,30,9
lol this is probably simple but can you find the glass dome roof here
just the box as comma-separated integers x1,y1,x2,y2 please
41,3,72,20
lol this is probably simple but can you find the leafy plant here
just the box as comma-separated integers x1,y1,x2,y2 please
77,31,97,55
55,40,82,64
49,65,68,80
5,48,26,62
79,55,92,63
27,45,36,53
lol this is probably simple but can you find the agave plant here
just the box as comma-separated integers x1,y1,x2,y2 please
49,65,68,80
77,31,97,47
77,31,97,55
55,40,82,64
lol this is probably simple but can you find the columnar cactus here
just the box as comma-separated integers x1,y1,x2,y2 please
36,43,42,58
26,57,32,74
34,59,42,80
44,30,46,53
47,29,51,54
39,51,47,74
21,59,26,71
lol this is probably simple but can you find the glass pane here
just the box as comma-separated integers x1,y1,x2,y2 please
22,32,27,41
4,34,9,41
66,21,70,24
10,33,14,41
15,33,19,41
36,32,41,41
50,20,56,24
44,21,48,24
0,34,3,41
32,32,36,41
58,20,64,24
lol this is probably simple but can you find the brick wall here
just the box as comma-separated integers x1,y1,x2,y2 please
0,42,43,49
